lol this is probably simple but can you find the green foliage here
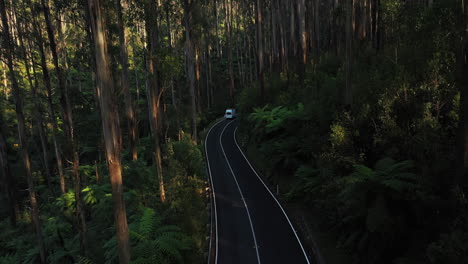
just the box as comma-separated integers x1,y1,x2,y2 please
237,3,462,263
336,159,419,259
247,103,311,173
167,132,204,178
128,207,191,264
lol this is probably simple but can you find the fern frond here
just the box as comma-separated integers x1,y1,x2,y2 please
139,208,156,238
76,256,94,264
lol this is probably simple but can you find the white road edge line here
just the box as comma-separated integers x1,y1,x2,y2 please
220,120,262,264
234,126,311,264
205,118,225,264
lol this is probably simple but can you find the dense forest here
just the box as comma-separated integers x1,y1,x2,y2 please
0,0,467,263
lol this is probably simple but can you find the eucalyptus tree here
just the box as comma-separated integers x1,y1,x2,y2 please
144,0,167,202
182,0,198,143
0,0,47,261
41,0,89,253
115,0,138,161
88,0,131,262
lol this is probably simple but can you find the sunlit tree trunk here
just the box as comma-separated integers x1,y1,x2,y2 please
277,0,286,70
88,0,131,263
115,0,138,161
196,46,202,112
297,0,306,65
145,0,167,202
1,62,8,99
215,0,221,57
0,0,46,261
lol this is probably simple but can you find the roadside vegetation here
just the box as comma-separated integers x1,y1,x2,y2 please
237,2,468,264
1,0,467,263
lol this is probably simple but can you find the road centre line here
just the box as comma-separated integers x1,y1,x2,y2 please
233,126,311,264
220,120,261,264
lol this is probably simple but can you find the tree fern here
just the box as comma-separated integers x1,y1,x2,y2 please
103,207,191,263
336,158,421,260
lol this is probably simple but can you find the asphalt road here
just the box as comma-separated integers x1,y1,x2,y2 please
205,119,311,264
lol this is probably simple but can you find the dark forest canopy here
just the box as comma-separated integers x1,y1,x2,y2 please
0,0,467,263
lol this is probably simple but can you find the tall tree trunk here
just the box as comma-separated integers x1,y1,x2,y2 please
196,46,202,112
28,60,52,189
183,0,198,143
314,0,320,60
215,0,221,57
115,0,138,161
41,0,88,252
372,0,380,50
28,0,66,194
277,0,286,71
361,0,368,40
88,0,131,263
225,0,235,102
459,0,468,187
345,0,353,106
289,1,297,58
1,62,8,99
255,0,265,100
35,29,66,194
296,0,307,80
0,117,19,227
297,0,307,65
16,19,52,189
145,0,167,202
205,48,212,108
0,0,46,261
165,1,173,48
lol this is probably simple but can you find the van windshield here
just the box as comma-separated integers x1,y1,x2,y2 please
226,110,232,114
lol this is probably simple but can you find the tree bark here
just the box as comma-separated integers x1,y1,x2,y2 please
371,0,380,50
215,0,221,57
255,0,265,99
0,117,19,227
345,0,353,106
225,0,235,102
1,62,8,99
16,18,52,189
115,0,138,161
88,0,131,263
183,0,198,143
314,0,320,60
34,26,66,194
297,0,307,65
41,0,88,252
459,0,468,187
145,0,167,202
0,0,46,261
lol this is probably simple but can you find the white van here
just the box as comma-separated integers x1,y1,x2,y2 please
224,108,236,119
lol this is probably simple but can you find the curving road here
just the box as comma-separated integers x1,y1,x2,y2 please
205,119,311,264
